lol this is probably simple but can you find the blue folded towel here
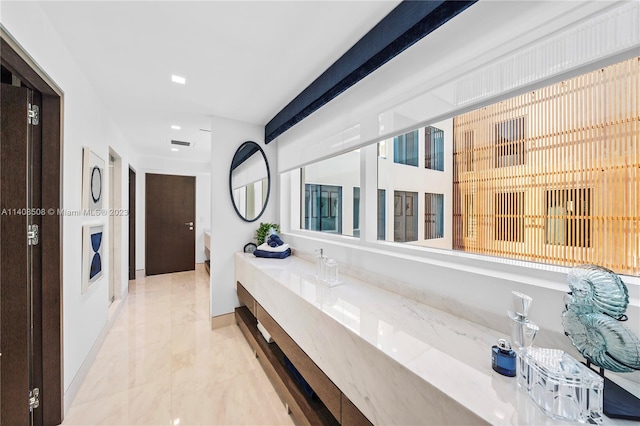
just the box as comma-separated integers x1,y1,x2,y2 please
268,234,284,246
268,240,278,247
253,248,291,259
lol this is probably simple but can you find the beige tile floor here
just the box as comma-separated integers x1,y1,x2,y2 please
61,265,294,426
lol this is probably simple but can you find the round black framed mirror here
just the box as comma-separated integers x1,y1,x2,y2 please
229,141,270,222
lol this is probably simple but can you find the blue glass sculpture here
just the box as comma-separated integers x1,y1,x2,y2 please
562,264,640,373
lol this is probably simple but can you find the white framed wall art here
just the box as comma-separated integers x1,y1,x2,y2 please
82,147,104,211
82,224,104,293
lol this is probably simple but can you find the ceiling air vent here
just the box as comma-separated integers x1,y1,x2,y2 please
171,140,191,147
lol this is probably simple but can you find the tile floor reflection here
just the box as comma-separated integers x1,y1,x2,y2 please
61,265,294,426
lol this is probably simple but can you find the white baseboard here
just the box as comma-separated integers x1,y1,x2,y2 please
63,291,128,415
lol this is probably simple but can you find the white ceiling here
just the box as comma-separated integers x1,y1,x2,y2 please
34,0,402,163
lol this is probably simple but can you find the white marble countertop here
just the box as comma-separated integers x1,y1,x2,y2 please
235,253,630,425
204,230,211,251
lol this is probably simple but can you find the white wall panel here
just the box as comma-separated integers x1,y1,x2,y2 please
209,116,277,318
1,1,136,402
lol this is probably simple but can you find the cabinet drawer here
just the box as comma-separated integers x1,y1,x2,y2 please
235,307,336,426
257,304,341,421
236,281,256,317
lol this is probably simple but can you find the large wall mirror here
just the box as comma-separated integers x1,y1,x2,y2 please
229,141,270,222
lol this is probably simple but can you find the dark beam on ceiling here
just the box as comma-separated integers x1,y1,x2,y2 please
264,0,478,144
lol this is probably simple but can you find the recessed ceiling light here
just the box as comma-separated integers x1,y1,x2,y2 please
171,125,181,130
171,75,186,84
171,148,179,152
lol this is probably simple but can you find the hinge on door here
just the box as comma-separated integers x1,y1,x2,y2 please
28,103,39,125
29,388,40,411
27,223,39,246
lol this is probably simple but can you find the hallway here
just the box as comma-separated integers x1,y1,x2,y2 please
62,265,294,425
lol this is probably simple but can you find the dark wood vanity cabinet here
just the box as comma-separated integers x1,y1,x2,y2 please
256,304,342,420
236,281,256,317
235,282,373,426
341,394,373,426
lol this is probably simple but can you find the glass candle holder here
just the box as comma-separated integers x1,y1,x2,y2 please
517,347,604,424
324,258,339,286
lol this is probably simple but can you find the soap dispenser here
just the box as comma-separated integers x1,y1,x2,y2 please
314,249,325,281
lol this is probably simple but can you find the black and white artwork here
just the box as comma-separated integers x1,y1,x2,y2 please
82,147,104,211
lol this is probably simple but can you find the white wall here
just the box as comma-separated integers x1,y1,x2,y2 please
209,116,277,318
134,156,211,268
196,171,212,263
1,1,135,398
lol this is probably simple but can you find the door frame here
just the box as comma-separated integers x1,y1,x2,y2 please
128,167,136,280
108,148,122,304
1,28,63,424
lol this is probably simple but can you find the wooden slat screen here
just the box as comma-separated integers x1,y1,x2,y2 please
453,57,639,275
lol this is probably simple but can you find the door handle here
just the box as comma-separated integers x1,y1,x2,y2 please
185,222,193,226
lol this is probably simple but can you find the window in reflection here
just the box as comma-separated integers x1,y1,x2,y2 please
233,178,268,221
301,149,360,237
378,119,452,248
353,187,360,238
377,189,386,240
304,184,342,233
494,117,525,167
393,130,419,166
425,126,445,171
425,193,444,239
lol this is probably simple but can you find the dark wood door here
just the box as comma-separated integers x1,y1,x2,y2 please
2,38,62,426
1,83,35,425
145,173,195,275
129,168,136,280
